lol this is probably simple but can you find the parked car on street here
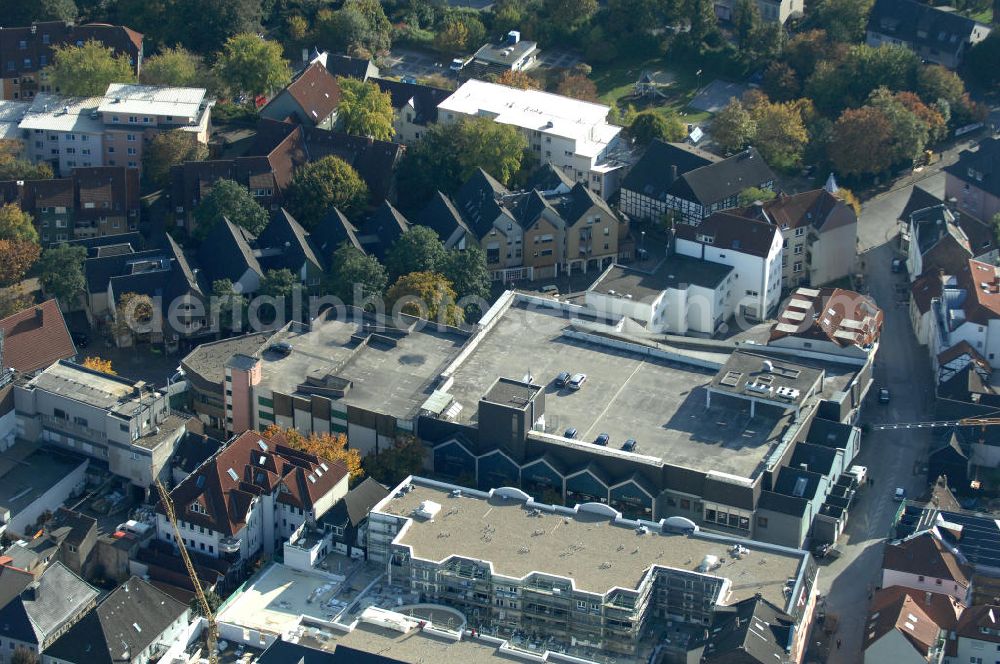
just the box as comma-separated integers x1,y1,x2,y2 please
878,388,890,404
894,487,906,501
568,373,587,390
555,371,570,388
564,427,578,439
622,439,638,452
594,433,609,446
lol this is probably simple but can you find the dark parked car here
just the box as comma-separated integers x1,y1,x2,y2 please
878,388,890,404
268,341,293,356
891,257,905,273
564,427,578,439
594,433,609,446
72,332,89,349
622,439,638,452
555,371,571,388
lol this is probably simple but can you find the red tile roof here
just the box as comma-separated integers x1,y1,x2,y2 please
870,586,963,632
740,189,857,233
0,299,76,374
864,591,942,655
883,529,972,590
957,259,1000,326
911,270,944,314
278,62,341,126
770,287,882,348
158,430,348,537
955,604,1000,644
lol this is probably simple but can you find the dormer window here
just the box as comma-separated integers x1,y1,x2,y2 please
189,503,205,515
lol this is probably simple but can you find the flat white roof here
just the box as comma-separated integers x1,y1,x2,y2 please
0,100,29,140
19,94,104,133
98,83,207,119
438,79,621,160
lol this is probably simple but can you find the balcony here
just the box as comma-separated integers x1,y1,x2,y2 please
218,537,241,553
39,413,107,442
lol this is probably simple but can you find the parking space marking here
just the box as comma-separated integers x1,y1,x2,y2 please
582,359,646,442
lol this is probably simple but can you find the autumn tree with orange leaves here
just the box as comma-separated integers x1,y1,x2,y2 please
263,424,363,481
82,357,116,374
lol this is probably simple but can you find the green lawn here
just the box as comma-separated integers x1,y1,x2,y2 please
591,56,713,125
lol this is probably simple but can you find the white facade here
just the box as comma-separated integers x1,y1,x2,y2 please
585,275,735,336
953,634,1000,664
675,232,783,322
881,568,971,605
865,629,941,664
155,473,348,562
437,80,625,199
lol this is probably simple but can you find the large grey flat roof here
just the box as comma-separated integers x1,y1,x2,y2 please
25,361,145,417
591,257,734,300
258,316,465,419
0,449,87,521
447,303,789,478
382,482,806,606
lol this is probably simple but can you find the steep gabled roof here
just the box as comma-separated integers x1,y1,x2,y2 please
371,77,451,126
883,529,972,588
157,431,348,537
0,562,98,647
256,208,323,274
864,590,941,656
955,604,1000,644
701,595,793,663
946,137,1000,200
196,217,262,288
555,182,616,227
621,140,717,200
956,258,1000,326
311,207,365,263
0,299,76,373
867,0,989,52
414,191,471,247
741,189,856,233
454,168,512,238
270,61,341,126
357,201,409,260
43,577,187,664
911,269,944,314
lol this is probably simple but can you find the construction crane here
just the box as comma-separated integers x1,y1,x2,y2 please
155,479,219,664
871,416,1000,431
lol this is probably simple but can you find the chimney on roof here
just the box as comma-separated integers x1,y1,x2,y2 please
669,164,677,184
925,591,932,605
34,306,43,321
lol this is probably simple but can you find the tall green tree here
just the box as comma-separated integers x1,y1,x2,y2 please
396,117,527,210
46,40,135,96
386,226,447,280
211,278,245,334
316,0,392,56
386,271,463,326
966,32,1000,88
327,243,388,306
337,78,395,142
144,130,209,188
747,97,809,171
0,141,51,181
628,111,687,147
140,46,203,87
828,106,895,177
38,244,87,306
866,87,930,165
214,33,291,98
285,157,369,229
164,0,263,54
711,99,757,154
808,0,875,42
0,0,76,26
361,435,426,486
442,244,490,319
192,179,269,240
260,268,298,298
0,204,39,244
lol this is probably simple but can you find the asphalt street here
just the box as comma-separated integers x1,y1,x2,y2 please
812,145,971,661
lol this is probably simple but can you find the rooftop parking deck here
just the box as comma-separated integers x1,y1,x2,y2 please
447,303,792,478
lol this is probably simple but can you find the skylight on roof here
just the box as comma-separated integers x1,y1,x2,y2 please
315,468,323,477
259,455,266,465
308,474,316,483
320,462,329,471
133,622,141,632
257,439,268,451
227,468,239,481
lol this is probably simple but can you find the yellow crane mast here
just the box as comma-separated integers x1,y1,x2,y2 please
155,479,219,664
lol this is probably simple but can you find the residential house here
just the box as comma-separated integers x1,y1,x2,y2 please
907,205,977,280
437,168,625,281
18,84,212,176
43,577,189,664
945,137,1000,225
0,166,140,246
255,208,325,291
260,61,340,129
371,78,451,145
0,299,76,448
42,508,98,579
0,21,142,101
0,99,29,138
927,434,971,494
930,259,1000,369
673,211,784,321
0,299,76,375
437,79,626,199
620,140,776,225
883,529,974,604
321,477,388,557
769,287,883,365
863,590,947,664
697,596,798,663
171,119,403,234
154,430,350,562
734,185,859,288
352,200,410,262
309,52,379,81
714,0,803,23
458,31,539,81
14,360,189,488
866,0,991,69
584,257,736,336
0,562,98,659
951,604,1000,664
196,218,262,295
900,185,997,268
